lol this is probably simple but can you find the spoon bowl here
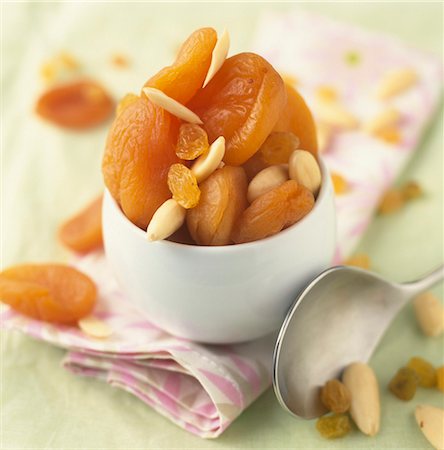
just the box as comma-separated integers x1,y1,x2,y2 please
272,264,444,419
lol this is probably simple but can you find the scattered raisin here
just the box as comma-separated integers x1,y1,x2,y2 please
436,367,444,392
176,123,209,160
320,379,351,414
316,414,351,439
407,357,436,388
389,367,419,401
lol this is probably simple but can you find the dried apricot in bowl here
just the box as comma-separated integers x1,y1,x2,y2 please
36,80,114,129
274,83,318,157
187,166,248,245
188,52,287,166
145,27,217,104
0,264,96,324
232,180,314,244
102,95,180,229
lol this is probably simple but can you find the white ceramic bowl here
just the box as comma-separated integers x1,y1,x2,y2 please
102,159,336,343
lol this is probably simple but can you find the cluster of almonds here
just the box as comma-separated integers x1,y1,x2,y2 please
311,68,418,198
314,67,418,153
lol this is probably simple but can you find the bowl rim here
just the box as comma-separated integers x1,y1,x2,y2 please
103,157,332,253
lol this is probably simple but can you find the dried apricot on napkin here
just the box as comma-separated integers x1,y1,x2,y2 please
0,264,96,324
59,195,103,253
189,52,287,166
36,80,114,129
102,96,180,229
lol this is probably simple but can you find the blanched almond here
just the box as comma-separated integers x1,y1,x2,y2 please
191,136,225,183
315,100,359,129
377,68,418,100
146,199,186,241
413,292,444,337
289,150,321,195
78,316,112,339
203,29,230,88
342,362,380,436
364,108,401,135
415,405,444,450
247,165,288,203
142,87,203,124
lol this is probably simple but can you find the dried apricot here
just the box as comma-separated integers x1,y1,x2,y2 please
36,80,114,129
187,166,248,245
167,164,200,209
316,414,351,439
273,83,318,157
258,131,300,165
0,264,96,324
102,96,180,229
231,180,314,244
189,52,287,166
176,124,209,160
145,28,217,104
320,379,352,414
116,93,138,117
58,195,103,253
436,367,444,392
389,367,419,401
407,357,437,388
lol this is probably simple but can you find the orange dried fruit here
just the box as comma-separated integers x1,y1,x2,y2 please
187,166,248,245
145,27,217,104
188,52,287,166
102,96,180,229
167,163,201,209
389,367,419,401
176,123,209,160
258,131,300,165
36,80,114,129
58,195,103,254
379,189,405,214
0,264,96,324
232,180,314,244
273,83,318,157
116,93,138,117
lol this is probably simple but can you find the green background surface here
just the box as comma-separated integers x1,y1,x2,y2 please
1,2,443,449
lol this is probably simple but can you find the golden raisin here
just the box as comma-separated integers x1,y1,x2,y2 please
403,181,423,200
316,414,351,439
407,357,437,388
232,180,314,244
345,254,371,270
436,367,444,392
258,131,300,165
320,379,352,414
167,163,200,209
389,367,419,401
176,123,209,160
378,189,404,214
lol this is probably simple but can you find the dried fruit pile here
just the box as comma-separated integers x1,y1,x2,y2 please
102,27,321,245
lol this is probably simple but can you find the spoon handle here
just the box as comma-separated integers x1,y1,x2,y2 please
401,264,444,298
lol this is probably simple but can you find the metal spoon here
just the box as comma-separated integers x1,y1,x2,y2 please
272,264,444,419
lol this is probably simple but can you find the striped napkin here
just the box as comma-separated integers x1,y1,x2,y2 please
1,11,441,438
